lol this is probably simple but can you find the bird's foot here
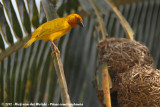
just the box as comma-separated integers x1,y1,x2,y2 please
51,48,60,56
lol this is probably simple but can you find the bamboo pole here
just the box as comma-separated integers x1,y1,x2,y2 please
102,64,111,107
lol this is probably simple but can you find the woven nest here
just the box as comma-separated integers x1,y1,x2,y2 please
118,65,160,107
96,38,160,107
97,38,154,74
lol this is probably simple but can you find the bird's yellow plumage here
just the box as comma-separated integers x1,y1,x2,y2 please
23,14,84,54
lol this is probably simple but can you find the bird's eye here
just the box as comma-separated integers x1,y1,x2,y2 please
76,17,79,21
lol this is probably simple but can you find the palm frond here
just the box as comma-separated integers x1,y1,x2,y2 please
0,0,160,107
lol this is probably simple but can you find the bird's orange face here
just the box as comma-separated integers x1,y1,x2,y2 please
67,14,84,28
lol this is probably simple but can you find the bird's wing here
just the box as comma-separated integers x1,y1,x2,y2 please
34,18,70,38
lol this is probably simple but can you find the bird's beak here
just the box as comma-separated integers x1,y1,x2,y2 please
77,20,84,27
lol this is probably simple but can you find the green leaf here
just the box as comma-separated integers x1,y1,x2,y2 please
0,30,5,50
0,61,4,103
0,3,13,44
2,0,23,39
26,0,39,28
16,0,31,34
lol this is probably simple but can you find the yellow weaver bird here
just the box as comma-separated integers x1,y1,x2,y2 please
23,14,84,55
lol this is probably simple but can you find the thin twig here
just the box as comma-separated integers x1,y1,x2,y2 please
53,53,72,105
88,0,111,106
42,0,72,106
88,0,108,40
105,0,134,40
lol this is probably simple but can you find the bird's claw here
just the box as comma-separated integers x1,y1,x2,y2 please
51,48,60,56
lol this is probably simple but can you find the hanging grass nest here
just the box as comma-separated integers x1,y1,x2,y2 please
95,38,160,107
97,38,154,74
118,65,160,107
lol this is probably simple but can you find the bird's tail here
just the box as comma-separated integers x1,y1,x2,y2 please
23,38,36,48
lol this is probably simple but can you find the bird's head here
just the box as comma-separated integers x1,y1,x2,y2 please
66,14,84,28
